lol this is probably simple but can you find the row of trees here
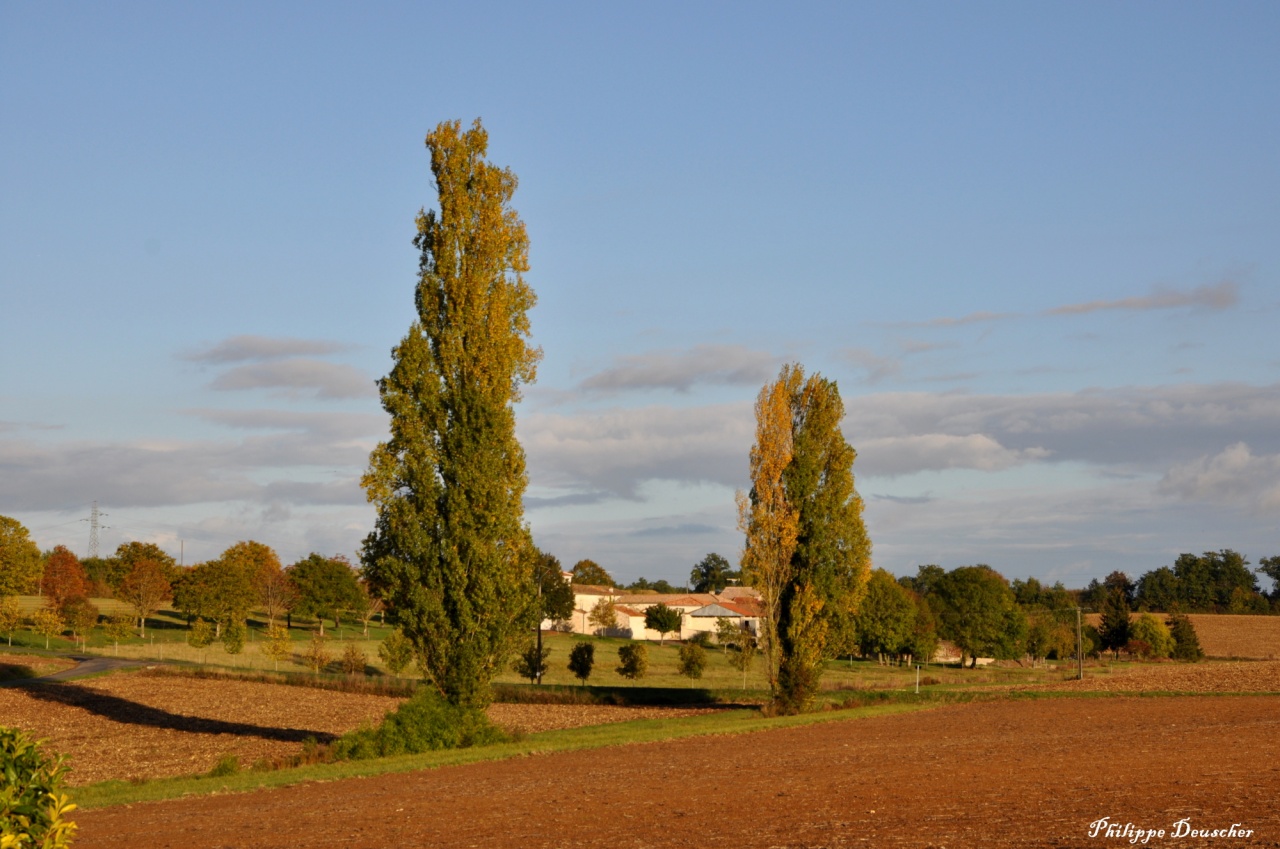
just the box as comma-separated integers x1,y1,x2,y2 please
1081,551,1279,615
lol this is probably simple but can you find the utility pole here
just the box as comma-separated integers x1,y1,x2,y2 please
82,501,108,558
1076,606,1085,681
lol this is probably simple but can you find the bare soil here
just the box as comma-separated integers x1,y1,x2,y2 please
1042,659,1280,694
0,671,716,785
75,696,1280,848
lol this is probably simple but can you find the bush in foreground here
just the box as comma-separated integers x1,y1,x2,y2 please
331,689,509,760
0,727,77,848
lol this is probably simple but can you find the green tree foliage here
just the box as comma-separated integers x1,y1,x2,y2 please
1011,577,1075,611
0,516,43,598
1172,550,1263,612
898,564,945,599
1258,556,1280,602
1135,567,1181,612
0,598,22,647
30,609,63,650
0,728,77,848
61,597,98,646
740,364,871,713
643,603,682,644
616,643,649,680
302,632,332,675
904,597,939,666
677,642,707,685
39,547,87,614
587,597,618,635
116,558,171,637
222,619,246,655
361,119,540,710
852,568,915,662
625,577,681,594
570,559,614,587
332,689,507,761
378,630,415,676
689,552,737,593
342,644,368,677
567,642,595,684
1129,613,1174,659
724,630,758,688
287,554,363,633
115,541,179,585
187,618,214,652
1167,611,1204,661
1097,588,1132,658
173,546,258,636
263,623,293,671
511,641,551,683
1024,609,1075,663
532,549,574,625
932,566,1020,667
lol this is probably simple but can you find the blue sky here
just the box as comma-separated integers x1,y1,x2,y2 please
3,3,1278,590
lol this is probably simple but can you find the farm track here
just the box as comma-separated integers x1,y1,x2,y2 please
75,695,1280,848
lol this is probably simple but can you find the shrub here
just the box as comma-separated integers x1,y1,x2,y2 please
616,643,648,680
103,614,134,653
331,689,509,760
1168,611,1204,661
378,630,415,676
222,620,246,656
1130,613,1174,659
567,642,595,684
187,618,214,649
262,623,292,671
207,753,240,777
678,642,707,684
302,632,332,674
511,641,551,683
688,630,713,648
0,597,23,647
0,727,77,848
30,609,64,650
341,644,368,677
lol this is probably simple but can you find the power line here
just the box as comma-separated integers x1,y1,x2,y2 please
81,501,109,558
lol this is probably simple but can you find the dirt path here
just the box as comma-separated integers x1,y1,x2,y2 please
76,696,1280,848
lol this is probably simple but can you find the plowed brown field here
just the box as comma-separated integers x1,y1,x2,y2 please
76,696,1280,849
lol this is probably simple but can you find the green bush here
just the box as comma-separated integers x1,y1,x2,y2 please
1168,611,1204,661
1130,613,1174,659
0,727,77,848
331,689,509,760
207,753,240,777
687,630,713,648
616,643,649,680
341,644,368,676
511,641,551,683
378,630,415,676
567,642,595,684
222,620,246,655
678,642,707,683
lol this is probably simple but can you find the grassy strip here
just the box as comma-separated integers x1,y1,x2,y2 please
72,699,934,810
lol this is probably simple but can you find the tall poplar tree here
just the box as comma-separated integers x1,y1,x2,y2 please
361,119,540,709
739,363,871,713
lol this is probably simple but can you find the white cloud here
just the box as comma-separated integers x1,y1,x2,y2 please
1159,442,1280,512
578,345,777,393
209,359,376,399
841,348,901,384
857,434,1050,477
1047,281,1238,316
521,402,753,497
184,335,351,363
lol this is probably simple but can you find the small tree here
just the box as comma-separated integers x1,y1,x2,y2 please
677,642,707,687
0,727,78,849
116,558,171,638
587,598,618,635
342,644,368,677
378,630,415,677
187,618,214,663
262,623,292,671
727,631,758,689
1167,611,1204,661
62,597,99,650
302,632,332,675
1097,589,1132,659
40,547,87,614
644,603,682,645
567,642,595,685
103,614,134,654
31,608,64,650
1130,613,1174,659
512,641,551,683
616,643,648,680
0,596,23,647
222,620,246,656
